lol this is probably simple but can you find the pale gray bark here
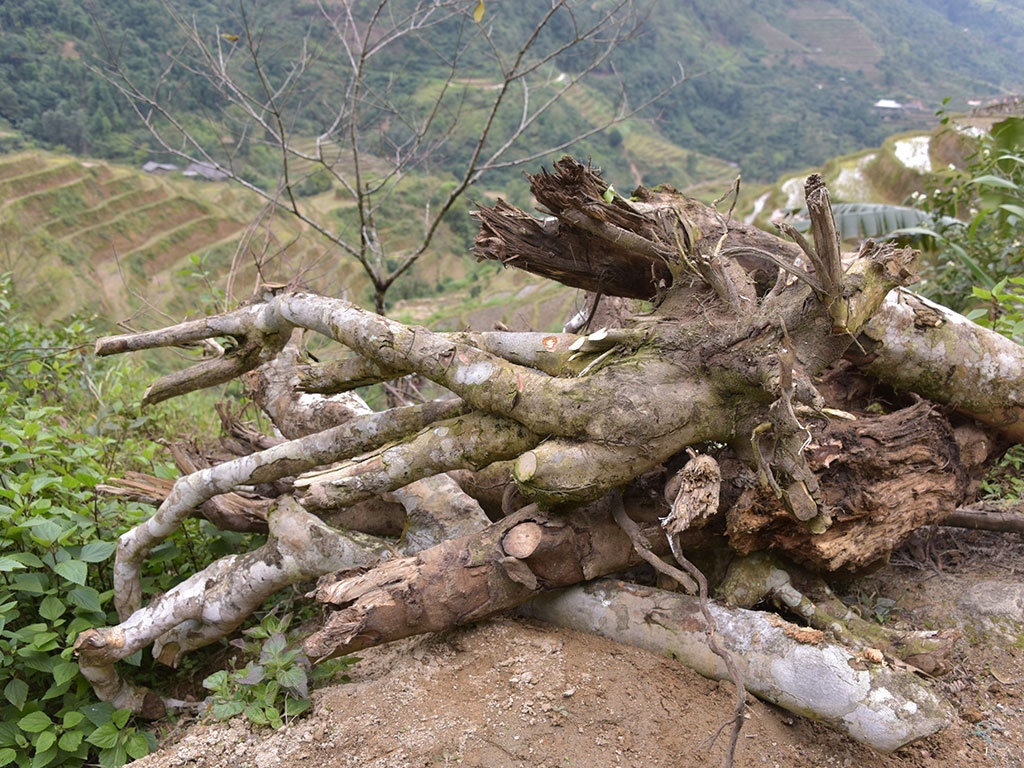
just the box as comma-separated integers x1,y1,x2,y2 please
523,578,953,753
75,497,391,718
852,289,1024,440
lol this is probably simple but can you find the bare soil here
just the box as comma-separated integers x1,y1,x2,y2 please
130,528,1024,768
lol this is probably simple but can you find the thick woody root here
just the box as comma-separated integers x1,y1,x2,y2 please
717,552,960,676
852,288,1024,440
110,398,466,619
522,579,953,753
302,499,647,661
75,406,529,714
74,498,391,717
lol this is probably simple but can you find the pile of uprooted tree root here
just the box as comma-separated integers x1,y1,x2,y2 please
76,158,1024,756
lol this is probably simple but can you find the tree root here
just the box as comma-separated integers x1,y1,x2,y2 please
74,497,390,717
717,552,960,676
522,578,953,753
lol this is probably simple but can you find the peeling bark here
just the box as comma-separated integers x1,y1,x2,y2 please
522,579,953,753
74,497,390,715
303,499,650,661
726,400,982,572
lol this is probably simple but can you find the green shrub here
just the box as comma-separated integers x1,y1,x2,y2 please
0,273,192,767
202,610,356,730
915,115,1024,313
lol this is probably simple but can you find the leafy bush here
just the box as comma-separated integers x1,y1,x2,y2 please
911,117,1024,501
0,272,352,766
202,610,356,730
0,273,192,767
915,115,1024,318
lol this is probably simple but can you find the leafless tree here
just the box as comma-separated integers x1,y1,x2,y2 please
98,0,676,313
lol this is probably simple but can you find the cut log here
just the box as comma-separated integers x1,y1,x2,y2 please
302,498,653,661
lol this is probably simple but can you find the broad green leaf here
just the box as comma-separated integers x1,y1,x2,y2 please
16,711,52,734
29,476,61,495
260,633,287,659
210,700,244,720
126,731,151,760
52,661,79,686
998,203,1024,219
67,586,102,613
9,552,44,568
0,747,16,767
80,702,116,728
0,557,25,573
33,730,55,753
202,670,229,692
966,173,1021,191
277,665,308,698
27,520,61,546
62,711,85,729
111,709,131,730
38,595,66,621
85,723,119,749
991,117,1024,156
29,629,60,651
244,705,269,725
0,721,17,746
284,697,311,718
31,744,58,768
58,730,84,752
53,560,87,586
98,744,127,768
79,541,116,563
3,678,28,711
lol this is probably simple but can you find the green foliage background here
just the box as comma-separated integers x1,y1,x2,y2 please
0,273,238,767
1,0,1022,180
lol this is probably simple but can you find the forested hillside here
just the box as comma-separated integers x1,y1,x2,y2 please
2,0,1023,326
1,0,1022,182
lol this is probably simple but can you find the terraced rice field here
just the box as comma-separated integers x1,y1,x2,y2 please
0,152,248,322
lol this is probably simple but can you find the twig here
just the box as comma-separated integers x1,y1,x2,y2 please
941,501,1024,533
